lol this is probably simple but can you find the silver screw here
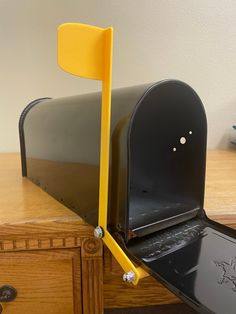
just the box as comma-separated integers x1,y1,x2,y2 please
94,226,104,238
123,271,136,283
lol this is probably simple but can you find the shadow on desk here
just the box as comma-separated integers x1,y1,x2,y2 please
105,303,197,314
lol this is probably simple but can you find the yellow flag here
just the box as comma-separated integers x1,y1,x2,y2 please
58,23,112,80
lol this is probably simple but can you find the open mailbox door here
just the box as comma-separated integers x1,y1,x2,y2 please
19,23,236,314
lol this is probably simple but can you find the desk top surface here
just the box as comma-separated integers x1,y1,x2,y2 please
0,150,235,236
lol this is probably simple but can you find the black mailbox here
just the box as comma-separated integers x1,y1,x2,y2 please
20,80,236,314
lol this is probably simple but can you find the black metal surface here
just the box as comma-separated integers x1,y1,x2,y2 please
127,217,236,314
127,81,207,236
19,97,51,176
0,285,17,302
19,84,151,228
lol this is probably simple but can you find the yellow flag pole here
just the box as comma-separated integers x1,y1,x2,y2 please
98,28,113,229
58,23,148,285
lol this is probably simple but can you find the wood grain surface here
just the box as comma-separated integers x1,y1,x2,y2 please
0,249,82,314
81,238,103,314
205,150,236,226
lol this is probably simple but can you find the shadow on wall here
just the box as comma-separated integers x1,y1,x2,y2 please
218,128,235,149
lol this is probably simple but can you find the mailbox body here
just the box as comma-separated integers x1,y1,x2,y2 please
20,81,206,238
20,80,236,314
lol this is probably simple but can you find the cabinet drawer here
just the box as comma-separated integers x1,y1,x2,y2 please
0,249,81,314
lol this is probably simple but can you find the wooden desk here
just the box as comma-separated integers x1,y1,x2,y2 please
0,150,235,313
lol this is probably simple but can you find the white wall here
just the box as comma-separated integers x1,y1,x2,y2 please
0,0,235,151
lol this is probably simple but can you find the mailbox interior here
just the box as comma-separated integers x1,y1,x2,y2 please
126,81,207,237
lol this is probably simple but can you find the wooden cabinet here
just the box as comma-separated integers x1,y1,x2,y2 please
0,250,81,314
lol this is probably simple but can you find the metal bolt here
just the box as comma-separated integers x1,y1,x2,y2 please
94,226,104,238
123,271,136,283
